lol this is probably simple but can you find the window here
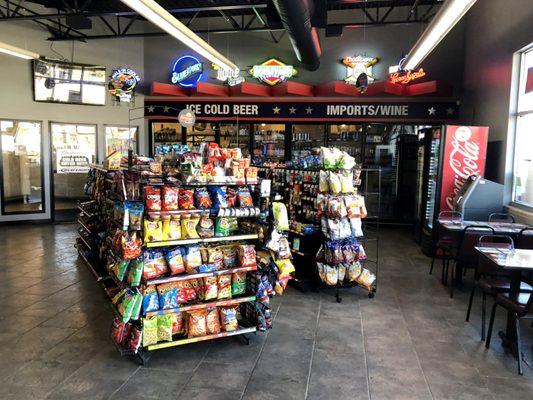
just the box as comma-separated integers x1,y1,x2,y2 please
513,46,533,207
105,126,138,157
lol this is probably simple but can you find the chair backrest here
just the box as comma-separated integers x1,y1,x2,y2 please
458,225,496,268
488,213,515,223
438,210,463,223
517,228,533,250
477,235,514,276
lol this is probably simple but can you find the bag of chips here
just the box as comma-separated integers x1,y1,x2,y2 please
215,217,231,237
217,274,232,299
127,258,143,287
162,215,182,240
327,218,341,241
238,244,257,267
341,171,355,194
347,261,362,282
344,195,358,218
128,202,144,230
187,310,208,337
206,307,221,335
128,327,142,353
222,246,238,268
328,197,346,219
340,219,352,239
324,264,338,285
197,215,215,238
157,283,179,310
277,237,292,259
172,313,185,336
144,186,161,211
350,217,363,237
226,187,238,207
338,263,346,282
219,306,238,332
203,276,218,300
142,285,159,314
210,186,228,208
227,218,239,234
232,271,247,295
121,232,143,260
237,187,253,207
178,189,195,210
357,268,376,289
144,218,163,243
112,260,130,281
162,186,179,211
181,215,200,239
111,317,129,345
184,245,202,274
166,247,185,275
194,187,212,209
157,314,173,342
176,280,197,303
328,172,342,195
208,247,224,270
342,242,356,264
272,202,289,231
142,317,158,347
275,259,295,277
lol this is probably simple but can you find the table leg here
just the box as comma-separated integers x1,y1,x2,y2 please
454,260,463,285
498,270,521,351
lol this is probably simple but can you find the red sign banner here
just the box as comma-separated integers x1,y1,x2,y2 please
440,125,489,212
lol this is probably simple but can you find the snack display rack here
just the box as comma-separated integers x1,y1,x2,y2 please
76,147,277,364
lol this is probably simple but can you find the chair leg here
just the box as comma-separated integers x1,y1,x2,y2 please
466,285,476,322
441,258,446,285
449,260,455,298
486,302,498,349
515,315,523,375
481,292,486,340
429,256,435,275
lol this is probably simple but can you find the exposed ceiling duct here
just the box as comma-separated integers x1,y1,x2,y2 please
271,0,322,71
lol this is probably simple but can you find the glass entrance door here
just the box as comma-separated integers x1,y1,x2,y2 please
51,122,96,219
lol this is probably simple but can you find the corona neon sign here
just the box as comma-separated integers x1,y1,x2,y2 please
249,58,297,86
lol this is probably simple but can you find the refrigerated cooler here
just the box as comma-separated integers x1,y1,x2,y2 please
414,125,489,256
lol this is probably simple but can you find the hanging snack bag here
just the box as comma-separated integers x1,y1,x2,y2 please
127,258,143,287
166,247,185,275
321,147,336,169
328,171,342,195
184,245,202,274
277,237,292,259
178,189,195,210
238,244,257,267
265,229,282,252
112,260,130,281
324,264,338,285
342,242,356,264
350,217,364,237
317,193,328,216
328,196,346,219
194,187,212,209
358,245,367,261
347,261,362,282
357,268,376,290
339,151,356,170
142,285,159,314
217,274,232,299
215,217,231,237
208,247,224,270
144,186,161,212
319,170,329,192
340,218,352,239
128,202,144,230
172,313,185,336
237,187,253,207
344,195,359,218
338,263,346,282
203,276,218,300
226,187,238,207
222,245,238,268
122,232,143,260
142,317,158,347
275,259,295,277
197,215,215,238
206,307,221,334
157,283,179,310
231,271,247,295
210,186,228,208
317,262,326,282
341,170,355,194
219,306,239,332
327,218,341,241
272,202,289,231
181,215,200,239
162,186,179,211
111,318,129,345
162,215,181,240
157,314,173,342
128,327,142,353
187,310,208,337
144,217,163,243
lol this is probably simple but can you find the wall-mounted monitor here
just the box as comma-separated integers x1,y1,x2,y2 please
33,59,106,105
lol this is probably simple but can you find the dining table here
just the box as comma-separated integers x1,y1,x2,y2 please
438,220,529,235
475,247,533,353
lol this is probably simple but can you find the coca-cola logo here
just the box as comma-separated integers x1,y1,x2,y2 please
445,126,482,210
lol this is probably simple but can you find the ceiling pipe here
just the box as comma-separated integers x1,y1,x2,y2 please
271,0,321,71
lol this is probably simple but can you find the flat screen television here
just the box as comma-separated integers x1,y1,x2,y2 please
33,59,106,105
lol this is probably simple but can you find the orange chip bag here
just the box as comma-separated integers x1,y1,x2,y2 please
187,310,207,337
206,307,221,334
217,274,232,299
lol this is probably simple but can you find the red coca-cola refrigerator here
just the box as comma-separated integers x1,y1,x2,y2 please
414,125,489,256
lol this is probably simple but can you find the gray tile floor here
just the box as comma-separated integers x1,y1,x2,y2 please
0,224,532,400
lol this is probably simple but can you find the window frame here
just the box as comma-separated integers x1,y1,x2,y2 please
104,124,139,157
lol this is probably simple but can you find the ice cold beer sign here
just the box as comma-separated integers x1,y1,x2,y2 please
440,125,489,211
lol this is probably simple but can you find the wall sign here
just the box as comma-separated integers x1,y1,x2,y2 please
178,108,196,128
171,55,203,87
213,64,244,86
146,100,459,121
343,56,378,87
56,147,91,174
249,59,297,86
389,68,426,85
108,67,140,103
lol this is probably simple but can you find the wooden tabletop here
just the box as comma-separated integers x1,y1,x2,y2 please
475,247,533,270
439,220,529,234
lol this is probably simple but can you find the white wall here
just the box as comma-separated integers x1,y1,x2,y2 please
462,0,533,186
0,21,145,221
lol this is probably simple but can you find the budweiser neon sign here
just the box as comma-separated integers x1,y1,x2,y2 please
389,68,426,84
343,55,378,85
249,58,297,86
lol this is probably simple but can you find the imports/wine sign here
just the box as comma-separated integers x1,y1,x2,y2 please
440,125,489,211
145,99,459,122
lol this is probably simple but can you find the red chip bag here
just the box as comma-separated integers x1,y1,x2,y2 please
238,244,257,267
145,186,161,211
162,186,179,211
179,189,195,210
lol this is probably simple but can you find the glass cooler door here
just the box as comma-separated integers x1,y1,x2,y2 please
291,124,325,161
423,129,442,230
327,124,364,164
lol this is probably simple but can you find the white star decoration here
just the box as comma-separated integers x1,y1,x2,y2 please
446,108,454,115
273,106,280,114
289,107,297,114
305,106,313,114
428,107,436,115
163,106,170,113
148,105,155,113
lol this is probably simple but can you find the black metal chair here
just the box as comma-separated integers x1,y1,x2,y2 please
486,290,533,375
517,227,533,250
430,211,463,285
488,213,516,223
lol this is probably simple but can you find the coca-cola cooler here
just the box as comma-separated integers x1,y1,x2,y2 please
414,125,489,256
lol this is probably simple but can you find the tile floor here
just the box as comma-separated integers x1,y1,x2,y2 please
0,224,532,400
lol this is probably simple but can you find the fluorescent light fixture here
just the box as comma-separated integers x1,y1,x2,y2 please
120,0,238,73
0,40,39,60
404,0,477,70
